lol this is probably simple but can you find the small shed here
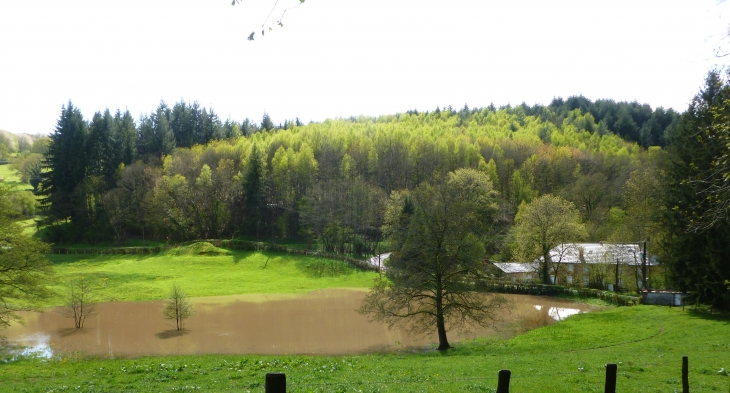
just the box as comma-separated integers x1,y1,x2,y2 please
491,262,538,282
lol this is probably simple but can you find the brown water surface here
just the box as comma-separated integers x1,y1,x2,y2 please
2,290,598,357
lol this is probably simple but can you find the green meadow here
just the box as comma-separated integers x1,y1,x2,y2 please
0,163,32,191
1,306,728,392
45,245,378,305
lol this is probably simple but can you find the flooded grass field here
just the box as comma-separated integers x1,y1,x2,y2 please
3,290,598,358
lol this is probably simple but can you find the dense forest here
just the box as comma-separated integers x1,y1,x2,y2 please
31,98,667,251
1,75,728,308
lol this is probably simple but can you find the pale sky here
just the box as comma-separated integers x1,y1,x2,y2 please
1,0,729,135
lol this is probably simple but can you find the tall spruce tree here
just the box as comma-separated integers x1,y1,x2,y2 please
261,112,274,131
115,109,137,165
153,102,176,156
86,110,120,183
136,114,155,158
243,144,266,239
171,100,193,148
39,102,89,225
138,102,175,158
664,70,730,309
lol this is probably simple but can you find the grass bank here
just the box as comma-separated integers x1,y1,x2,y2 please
0,163,31,191
45,246,378,306
1,306,728,392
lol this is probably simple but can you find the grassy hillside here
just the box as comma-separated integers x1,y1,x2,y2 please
1,306,727,392
0,163,31,190
45,247,378,305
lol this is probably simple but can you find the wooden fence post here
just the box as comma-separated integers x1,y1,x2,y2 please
266,372,286,393
496,369,511,393
682,355,689,393
605,363,617,393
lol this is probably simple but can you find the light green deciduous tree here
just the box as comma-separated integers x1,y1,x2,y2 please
359,169,509,350
511,194,587,285
0,185,53,329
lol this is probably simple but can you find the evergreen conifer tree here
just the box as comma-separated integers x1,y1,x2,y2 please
243,144,266,239
664,70,730,309
153,102,176,156
115,109,137,165
38,101,89,225
261,112,274,131
171,100,193,148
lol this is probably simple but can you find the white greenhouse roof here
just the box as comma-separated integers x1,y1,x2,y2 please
493,262,538,274
537,243,658,266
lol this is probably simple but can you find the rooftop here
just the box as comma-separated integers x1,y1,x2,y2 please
493,262,538,274
538,243,658,266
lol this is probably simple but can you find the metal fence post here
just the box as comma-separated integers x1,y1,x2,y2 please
682,355,689,393
266,372,286,393
496,369,511,393
605,363,617,393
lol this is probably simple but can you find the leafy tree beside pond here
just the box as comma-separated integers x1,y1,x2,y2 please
0,184,53,329
359,169,510,351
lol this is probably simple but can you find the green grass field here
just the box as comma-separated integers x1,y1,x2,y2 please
45,247,378,306
49,240,167,249
0,306,728,392
15,217,38,236
0,163,32,191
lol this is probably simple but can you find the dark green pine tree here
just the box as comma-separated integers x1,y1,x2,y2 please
137,114,155,158
38,101,89,226
171,100,194,148
153,101,176,156
243,144,266,240
86,109,120,183
115,109,137,165
663,70,730,310
103,109,123,175
198,107,223,145
190,101,204,145
84,110,122,228
207,108,224,141
261,112,274,132
241,118,258,136
222,119,241,139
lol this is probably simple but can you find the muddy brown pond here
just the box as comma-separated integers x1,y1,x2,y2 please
3,289,598,358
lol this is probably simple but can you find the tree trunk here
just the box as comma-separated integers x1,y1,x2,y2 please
436,313,450,350
435,278,450,350
542,252,551,285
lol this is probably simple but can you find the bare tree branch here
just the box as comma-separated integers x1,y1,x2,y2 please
232,0,306,41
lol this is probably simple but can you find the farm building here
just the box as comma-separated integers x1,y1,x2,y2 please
491,243,659,291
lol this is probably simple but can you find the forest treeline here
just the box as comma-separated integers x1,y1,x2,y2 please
1,95,675,164
534,96,678,148
36,97,669,255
